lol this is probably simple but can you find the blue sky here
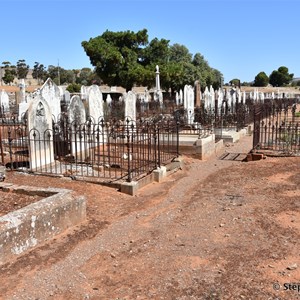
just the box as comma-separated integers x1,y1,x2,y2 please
1,0,299,83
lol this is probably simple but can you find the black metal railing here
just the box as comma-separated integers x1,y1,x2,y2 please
1,116,179,182
252,100,300,155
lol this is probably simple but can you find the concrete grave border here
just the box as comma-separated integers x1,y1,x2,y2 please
0,183,86,265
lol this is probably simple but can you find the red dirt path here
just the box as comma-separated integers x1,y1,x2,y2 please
0,135,299,300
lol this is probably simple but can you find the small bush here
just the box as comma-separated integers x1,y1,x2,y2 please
66,83,81,93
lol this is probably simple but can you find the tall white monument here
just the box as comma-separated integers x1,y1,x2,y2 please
154,65,163,106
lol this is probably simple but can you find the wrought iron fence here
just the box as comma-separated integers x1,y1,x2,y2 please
252,100,300,155
1,116,179,182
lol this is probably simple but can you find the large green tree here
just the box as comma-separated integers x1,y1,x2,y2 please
82,29,148,89
82,29,223,92
269,66,294,87
253,71,269,87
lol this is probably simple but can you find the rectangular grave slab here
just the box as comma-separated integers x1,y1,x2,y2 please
0,183,86,265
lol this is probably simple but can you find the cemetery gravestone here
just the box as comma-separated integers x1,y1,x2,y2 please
87,85,104,123
124,91,136,123
40,78,61,120
27,95,54,170
0,90,10,113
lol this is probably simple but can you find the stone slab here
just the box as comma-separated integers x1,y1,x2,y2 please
0,184,86,265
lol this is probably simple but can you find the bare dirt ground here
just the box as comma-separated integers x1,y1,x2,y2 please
0,191,43,217
0,135,300,300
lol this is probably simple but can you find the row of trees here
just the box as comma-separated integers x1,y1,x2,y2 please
1,61,96,87
82,29,223,92
229,66,296,88
1,60,30,84
252,66,295,87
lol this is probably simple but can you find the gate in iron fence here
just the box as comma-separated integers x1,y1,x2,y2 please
252,100,300,155
1,116,179,182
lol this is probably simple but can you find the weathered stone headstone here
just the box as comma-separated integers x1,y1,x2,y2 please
68,95,87,158
0,90,10,113
40,78,61,120
271,92,275,99
106,94,112,106
27,95,54,170
81,85,88,100
124,91,136,122
230,88,236,110
217,88,224,108
184,85,188,109
144,89,149,103
194,80,201,107
203,86,210,109
209,86,215,110
58,86,64,99
68,95,86,125
252,88,258,101
19,79,26,104
237,88,242,103
184,85,194,125
179,89,183,105
18,94,32,122
175,92,179,106
243,91,246,103
64,90,71,104
87,85,103,123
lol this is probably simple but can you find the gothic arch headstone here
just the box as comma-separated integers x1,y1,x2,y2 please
27,95,54,170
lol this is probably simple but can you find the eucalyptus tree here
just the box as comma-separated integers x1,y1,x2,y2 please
1,61,16,85
16,59,29,79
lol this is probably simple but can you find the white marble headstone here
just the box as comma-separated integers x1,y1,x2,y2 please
68,95,86,125
0,90,10,113
27,95,54,169
87,85,103,123
124,91,136,122
40,78,61,120
184,85,194,125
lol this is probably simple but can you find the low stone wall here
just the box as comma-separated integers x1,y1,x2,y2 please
0,184,86,265
178,134,224,160
214,128,247,143
120,160,181,196
193,134,224,160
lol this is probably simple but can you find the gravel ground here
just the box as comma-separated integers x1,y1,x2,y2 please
0,134,300,300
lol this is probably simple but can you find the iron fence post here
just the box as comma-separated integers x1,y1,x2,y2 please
176,121,180,156
8,127,13,169
252,105,256,150
153,124,158,168
0,125,4,165
126,119,132,182
157,124,161,168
